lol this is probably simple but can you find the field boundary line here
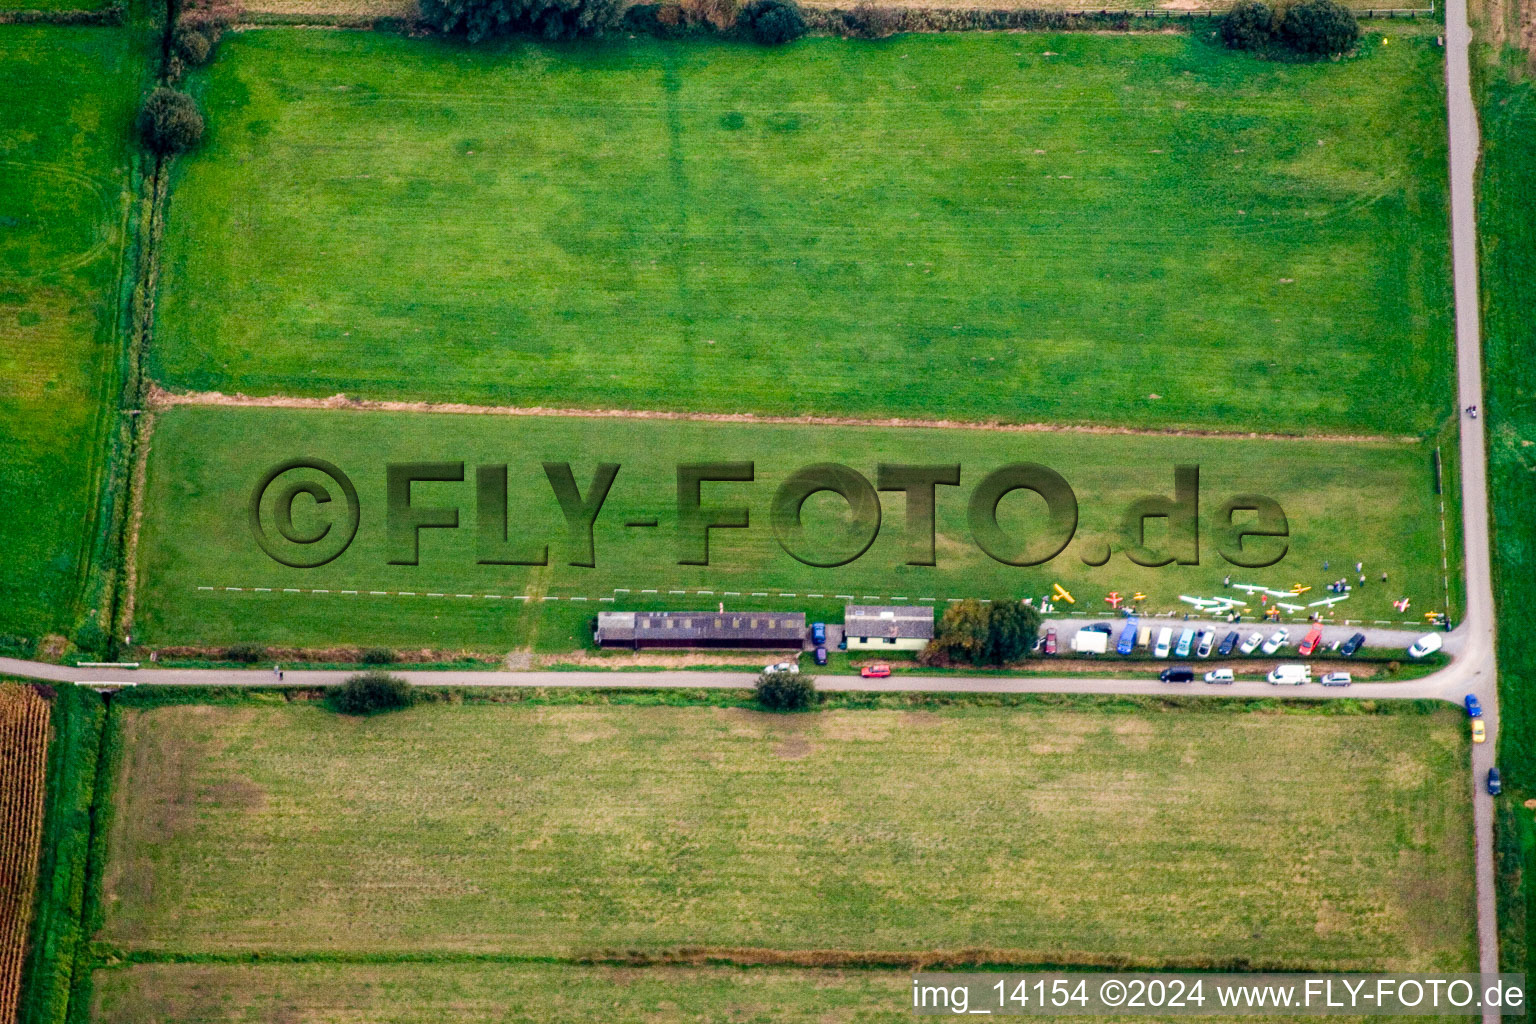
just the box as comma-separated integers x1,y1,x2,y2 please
147,385,1419,444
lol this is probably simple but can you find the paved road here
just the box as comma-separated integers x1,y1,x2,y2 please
1441,0,1502,999
1,4,1502,986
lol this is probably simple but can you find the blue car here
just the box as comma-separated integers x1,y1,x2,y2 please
1117,617,1140,656
1489,768,1502,796
812,622,826,645
1465,694,1483,718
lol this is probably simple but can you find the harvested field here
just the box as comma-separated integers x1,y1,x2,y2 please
100,701,1476,970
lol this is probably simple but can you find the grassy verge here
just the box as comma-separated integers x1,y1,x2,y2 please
133,406,1455,652
155,26,1452,434
1476,47,1536,983
97,698,1473,969
17,685,106,1024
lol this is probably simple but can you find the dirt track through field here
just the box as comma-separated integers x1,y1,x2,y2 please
147,385,1418,444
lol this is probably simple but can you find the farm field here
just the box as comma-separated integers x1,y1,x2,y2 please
132,404,1457,652
0,27,142,638
154,27,1454,435
0,684,51,1024
100,699,1476,968
85,961,1419,1023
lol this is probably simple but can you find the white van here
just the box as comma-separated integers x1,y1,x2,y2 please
1408,632,1444,658
1071,628,1109,655
1204,668,1235,684
1154,627,1173,659
1266,663,1311,685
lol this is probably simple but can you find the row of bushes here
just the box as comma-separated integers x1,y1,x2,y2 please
420,0,809,42
1220,0,1359,54
335,669,822,714
0,2,122,23
221,643,400,665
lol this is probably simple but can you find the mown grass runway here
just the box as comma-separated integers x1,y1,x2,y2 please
156,27,1452,434
133,405,1456,651
100,699,1475,969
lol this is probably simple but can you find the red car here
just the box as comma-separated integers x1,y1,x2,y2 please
1043,627,1058,655
860,664,892,678
1297,627,1324,657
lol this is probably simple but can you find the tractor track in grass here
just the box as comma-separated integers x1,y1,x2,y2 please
145,384,1421,444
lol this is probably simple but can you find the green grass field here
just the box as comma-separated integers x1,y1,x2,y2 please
99,699,1475,969
132,405,1455,652
153,27,1453,434
0,27,142,639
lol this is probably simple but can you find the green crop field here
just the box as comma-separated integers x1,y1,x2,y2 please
1478,55,1536,981
153,27,1453,434
131,404,1457,652
100,699,1475,968
0,27,143,639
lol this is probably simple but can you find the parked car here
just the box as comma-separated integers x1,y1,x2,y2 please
1089,622,1114,634
1465,694,1483,718
1218,630,1240,656
1239,631,1264,655
1339,632,1366,657
814,646,828,666
1160,665,1195,683
1137,625,1152,649
860,663,891,678
765,660,798,675
811,622,826,645
1319,672,1351,686
1489,768,1503,795
1154,627,1173,659
1175,628,1195,657
1261,628,1290,655
1267,663,1311,685
1473,719,1487,744
1195,630,1214,658
1204,668,1235,684
1409,632,1444,658
1043,627,1057,655
1117,617,1140,656
1297,627,1324,657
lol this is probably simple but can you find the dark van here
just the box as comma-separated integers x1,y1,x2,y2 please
1159,665,1195,683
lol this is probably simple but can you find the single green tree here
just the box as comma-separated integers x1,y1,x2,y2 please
1280,0,1358,55
755,669,817,710
1219,0,1274,49
738,0,806,43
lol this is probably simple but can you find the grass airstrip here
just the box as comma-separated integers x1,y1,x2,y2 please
154,26,1453,434
133,404,1456,652
99,699,1475,971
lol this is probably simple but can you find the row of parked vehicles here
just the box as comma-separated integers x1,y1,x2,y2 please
1057,619,1447,661
1156,663,1352,686
1061,620,1370,660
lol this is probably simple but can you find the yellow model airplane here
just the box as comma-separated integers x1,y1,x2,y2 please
1051,583,1075,604
1290,583,1312,595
